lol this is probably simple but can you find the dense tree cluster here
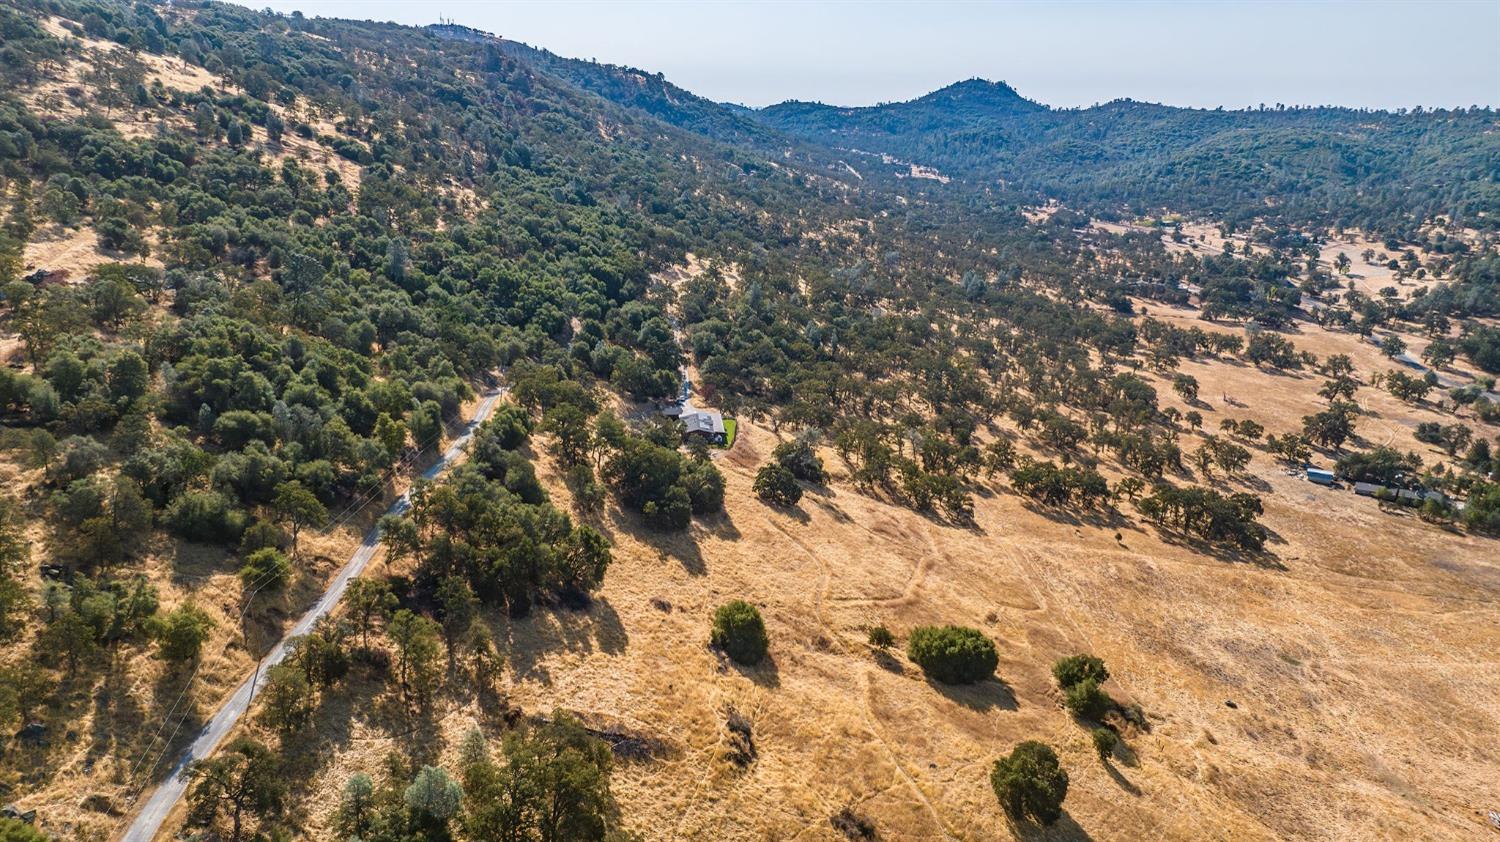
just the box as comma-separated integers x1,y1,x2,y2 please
1135,484,1268,552
601,421,724,530
380,417,611,615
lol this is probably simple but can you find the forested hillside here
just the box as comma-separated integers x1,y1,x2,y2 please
0,2,1498,841
755,79,1500,236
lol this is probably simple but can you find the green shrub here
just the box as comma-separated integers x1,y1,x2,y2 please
603,435,699,530
166,490,247,544
150,603,215,662
990,741,1068,825
867,625,895,649
710,600,768,666
1062,678,1112,721
0,817,48,842
754,463,802,507
1051,654,1108,689
906,625,997,684
240,548,291,591
1090,727,1118,760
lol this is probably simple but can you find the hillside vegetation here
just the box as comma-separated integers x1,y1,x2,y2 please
754,79,1500,236
0,2,1497,841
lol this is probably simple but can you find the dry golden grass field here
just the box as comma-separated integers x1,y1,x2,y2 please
181,301,1500,841
250,426,1499,841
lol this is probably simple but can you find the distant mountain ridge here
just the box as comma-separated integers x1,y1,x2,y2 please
750,79,1500,233
452,29,787,150
766,78,1045,121
419,24,1497,234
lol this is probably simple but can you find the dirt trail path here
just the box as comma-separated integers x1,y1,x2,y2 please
767,517,960,841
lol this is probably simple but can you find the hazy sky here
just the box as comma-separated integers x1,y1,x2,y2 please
234,0,1500,110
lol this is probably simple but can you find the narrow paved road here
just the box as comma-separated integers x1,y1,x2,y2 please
120,386,504,842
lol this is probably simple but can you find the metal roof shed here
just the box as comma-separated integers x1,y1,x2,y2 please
1306,468,1335,485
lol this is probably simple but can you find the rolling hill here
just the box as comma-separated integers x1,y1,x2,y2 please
0,2,1497,841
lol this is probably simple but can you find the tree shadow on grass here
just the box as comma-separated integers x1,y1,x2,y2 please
1019,501,1141,534
1110,736,1142,769
1227,472,1273,493
29,655,133,789
277,672,386,802
1007,811,1096,841
643,524,708,576
1103,760,1143,796
769,501,812,525
872,649,904,674
697,509,742,541
720,649,780,689
926,675,1017,712
808,495,854,524
132,666,208,785
594,504,710,575
547,595,628,657
803,482,837,500
499,597,630,684
356,687,445,771
1145,524,1288,570
880,494,983,532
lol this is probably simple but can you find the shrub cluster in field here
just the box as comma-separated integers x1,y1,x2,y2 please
907,625,998,685
710,600,769,666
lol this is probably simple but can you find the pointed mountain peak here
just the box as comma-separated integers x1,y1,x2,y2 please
915,78,1044,112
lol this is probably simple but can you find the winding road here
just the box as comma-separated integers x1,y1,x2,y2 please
120,386,505,842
